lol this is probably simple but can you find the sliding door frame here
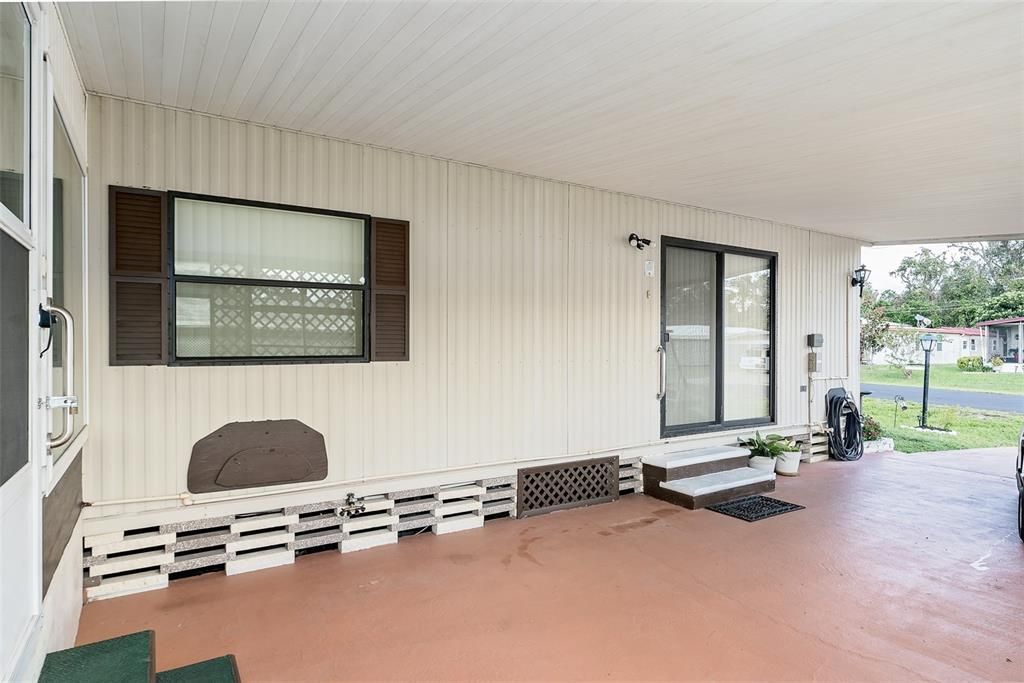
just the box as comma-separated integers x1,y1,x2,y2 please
660,236,777,438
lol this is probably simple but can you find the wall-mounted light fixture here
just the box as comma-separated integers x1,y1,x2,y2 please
851,264,871,297
628,233,652,251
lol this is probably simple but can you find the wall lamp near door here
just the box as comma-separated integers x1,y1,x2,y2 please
628,233,652,251
851,264,871,297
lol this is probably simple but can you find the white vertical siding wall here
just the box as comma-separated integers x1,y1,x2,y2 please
48,4,87,160
84,96,862,516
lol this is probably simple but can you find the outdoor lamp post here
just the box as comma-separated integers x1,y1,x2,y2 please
919,333,938,428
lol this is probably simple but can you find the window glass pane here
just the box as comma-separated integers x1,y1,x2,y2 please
174,198,364,284
176,282,363,358
723,254,771,421
664,247,717,426
51,106,86,462
0,3,29,222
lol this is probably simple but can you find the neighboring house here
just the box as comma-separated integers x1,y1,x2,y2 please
978,317,1024,370
867,324,982,366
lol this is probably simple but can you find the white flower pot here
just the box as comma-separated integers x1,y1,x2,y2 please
748,455,776,473
775,451,801,476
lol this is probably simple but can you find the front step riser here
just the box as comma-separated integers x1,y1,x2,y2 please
647,479,776,510
643,455,750,487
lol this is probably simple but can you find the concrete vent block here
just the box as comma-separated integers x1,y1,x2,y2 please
162,548,231,575
290,528,345,551
85,569,168,602
226,547,294,576
170,529,238,553
226,530,294,555
87,549,173,578
433,514,483,536
340,528,397,553
230,511,298,534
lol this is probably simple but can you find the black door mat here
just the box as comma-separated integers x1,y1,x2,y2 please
706,495,804,522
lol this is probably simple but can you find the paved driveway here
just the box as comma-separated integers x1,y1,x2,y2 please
863,383,1024,413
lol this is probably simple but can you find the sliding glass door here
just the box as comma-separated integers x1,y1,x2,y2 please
661,238,775,437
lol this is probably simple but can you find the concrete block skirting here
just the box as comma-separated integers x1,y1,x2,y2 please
81,455,645,600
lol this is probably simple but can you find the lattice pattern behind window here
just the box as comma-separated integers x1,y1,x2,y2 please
176,283,362,358
517,457,619,519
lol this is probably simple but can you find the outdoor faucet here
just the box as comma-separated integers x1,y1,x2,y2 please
337,492,366,518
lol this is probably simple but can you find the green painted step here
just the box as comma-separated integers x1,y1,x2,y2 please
157,655,241,682
40,630,155,683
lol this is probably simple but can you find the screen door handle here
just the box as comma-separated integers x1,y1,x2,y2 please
44,302,78,449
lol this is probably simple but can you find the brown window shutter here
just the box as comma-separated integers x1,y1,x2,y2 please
109,186,167,365
370,217,409,361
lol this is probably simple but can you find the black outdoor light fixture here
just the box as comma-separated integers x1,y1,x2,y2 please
628,233,652,251
851,264,871,296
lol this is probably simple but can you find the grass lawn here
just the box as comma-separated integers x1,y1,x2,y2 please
862,396,1021,453
861,364,1024,395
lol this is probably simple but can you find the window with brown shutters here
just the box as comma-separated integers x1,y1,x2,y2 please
109,187,167,365
109,186,411,366
370,218,410,361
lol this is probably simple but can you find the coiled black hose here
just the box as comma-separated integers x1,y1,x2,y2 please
826,390,864,461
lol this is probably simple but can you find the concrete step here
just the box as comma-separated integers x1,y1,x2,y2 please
650,466,775,510
642,445,751,483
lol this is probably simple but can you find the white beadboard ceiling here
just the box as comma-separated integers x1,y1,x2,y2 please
60,1,1023,244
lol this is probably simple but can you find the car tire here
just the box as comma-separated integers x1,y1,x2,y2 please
1019,491,1024,543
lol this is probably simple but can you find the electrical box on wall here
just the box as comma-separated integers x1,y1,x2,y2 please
807,351,822,373
807,333,824,348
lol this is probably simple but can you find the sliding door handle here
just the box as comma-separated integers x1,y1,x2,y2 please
656,344,667,401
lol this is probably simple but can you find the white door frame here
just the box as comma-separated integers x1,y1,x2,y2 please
1,3,44,679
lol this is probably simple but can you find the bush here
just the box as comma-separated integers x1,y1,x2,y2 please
957,356,985,372
862,414,883,441
992,356,1005,367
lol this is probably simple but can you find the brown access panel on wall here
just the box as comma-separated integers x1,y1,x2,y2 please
109,186,167,365
370,217,409,361
187,419,328,494
42,453,82,597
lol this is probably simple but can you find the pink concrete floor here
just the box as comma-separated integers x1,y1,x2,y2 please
77,451,1024,681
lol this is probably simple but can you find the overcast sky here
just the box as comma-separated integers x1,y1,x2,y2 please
861,244,952,294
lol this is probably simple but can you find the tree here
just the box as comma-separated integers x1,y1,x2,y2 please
892,248,950,297
954,241,1024,294
975,288,1024,322
873,240,1024,327
860,305,891,362
882,328,920,376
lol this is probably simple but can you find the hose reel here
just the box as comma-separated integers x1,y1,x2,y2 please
826,387,864,461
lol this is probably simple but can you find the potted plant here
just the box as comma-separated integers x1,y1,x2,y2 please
741,432,801,475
